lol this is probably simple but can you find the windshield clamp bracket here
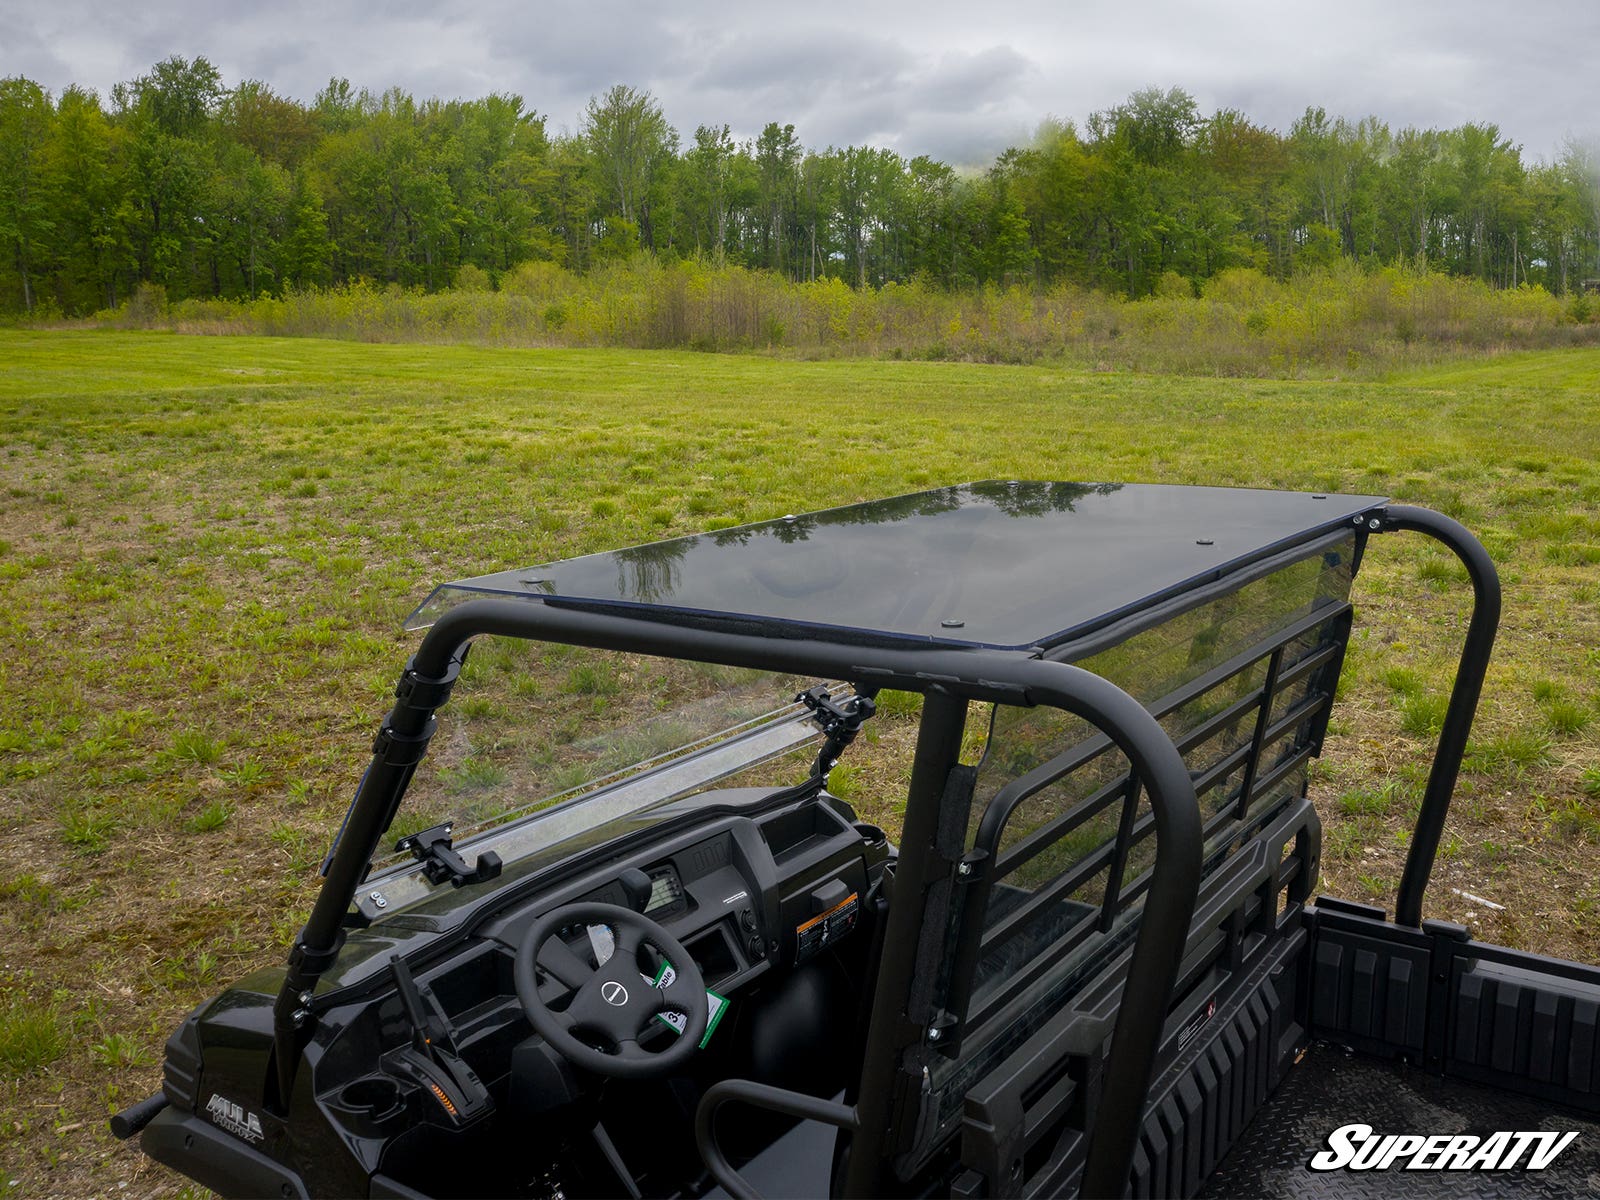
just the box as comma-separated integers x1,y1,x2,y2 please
372,717,436,766
394,654,463,712
797,684,878,778
396,822,503,889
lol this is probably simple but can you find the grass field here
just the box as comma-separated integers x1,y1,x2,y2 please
2,330,1599,1197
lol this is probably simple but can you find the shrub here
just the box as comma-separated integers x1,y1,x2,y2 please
454,264,494,293
124,282,168,328
73,261,1600,375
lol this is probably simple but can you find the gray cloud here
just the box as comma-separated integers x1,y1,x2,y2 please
2,0,1595,162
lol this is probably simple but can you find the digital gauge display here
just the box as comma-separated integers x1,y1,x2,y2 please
645,868,686,914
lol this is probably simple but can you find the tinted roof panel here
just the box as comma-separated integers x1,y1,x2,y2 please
407,482,1387,650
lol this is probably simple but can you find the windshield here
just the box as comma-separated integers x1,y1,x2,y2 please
358,640,834,913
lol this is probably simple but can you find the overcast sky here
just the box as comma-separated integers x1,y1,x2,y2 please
5,0,1596,165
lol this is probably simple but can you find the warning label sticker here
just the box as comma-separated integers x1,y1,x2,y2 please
794,892,859,964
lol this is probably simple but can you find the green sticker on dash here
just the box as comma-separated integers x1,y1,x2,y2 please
699,990,728,1049
648,960,727,1048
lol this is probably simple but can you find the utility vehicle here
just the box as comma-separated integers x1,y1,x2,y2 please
115,482,1600,1198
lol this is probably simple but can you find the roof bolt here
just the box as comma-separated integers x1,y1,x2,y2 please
1196,538,1214,546
1313,494,1327,499
940,618,965,628
957,862,972,877
927,1026,942,1042
783,514,797,522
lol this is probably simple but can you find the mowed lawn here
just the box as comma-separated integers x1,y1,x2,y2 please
2,330,1599,1196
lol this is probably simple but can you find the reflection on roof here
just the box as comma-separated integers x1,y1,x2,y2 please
407,481,1387,651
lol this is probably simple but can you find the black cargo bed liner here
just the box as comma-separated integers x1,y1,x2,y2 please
1197,1041,1600,1198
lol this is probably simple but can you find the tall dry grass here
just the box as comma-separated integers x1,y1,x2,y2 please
98,258,1600,377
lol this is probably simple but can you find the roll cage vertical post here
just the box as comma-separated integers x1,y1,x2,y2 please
841,662,1203,1200
269,649,466,1110
1376,505,1502,929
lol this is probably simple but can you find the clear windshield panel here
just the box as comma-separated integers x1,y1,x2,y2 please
361,640,831,906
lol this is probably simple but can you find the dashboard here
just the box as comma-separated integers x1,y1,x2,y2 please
169,786,893,1198
503,788,886,1001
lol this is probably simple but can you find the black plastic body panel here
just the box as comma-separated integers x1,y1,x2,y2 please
143,1106,310,1199
950,798,1322,1198
1447,951,1600,1111
1128,927,1306,1199
1307,899,1600,1112
1307,918,1430,1058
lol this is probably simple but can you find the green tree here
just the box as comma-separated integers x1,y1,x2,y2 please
754,122,802,274
113,56,223,139
212,143,290,297
0,77,57,311
281,172,332,288
424,93,555,271
583,85,676,248
546,135,597,270
1441,124,1526,283
1006,120,1104,284
1376,128,1446,265
1197,110,1293,274
682,124,740,261
48,85,131,309
222,80,318,169
111,57,228,295
1290,108,1384,261
903,154,967,284
313,77,366,134
1557,141,1600,283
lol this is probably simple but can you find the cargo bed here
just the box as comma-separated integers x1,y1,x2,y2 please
1199,1042,1600,1199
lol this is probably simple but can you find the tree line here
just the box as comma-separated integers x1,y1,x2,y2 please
2,57,1597,315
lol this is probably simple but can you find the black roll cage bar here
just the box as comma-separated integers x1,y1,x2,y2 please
267,503,1497,1199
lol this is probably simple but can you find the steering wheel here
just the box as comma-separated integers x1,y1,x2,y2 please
514,901,709,1079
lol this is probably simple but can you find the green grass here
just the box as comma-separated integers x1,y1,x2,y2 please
1464,732,1557,775
90,1032,152,1069
1544,700,1592,735
1399,693,1449,737
3,330,1600,1195
0,995,67,1076
1378,666,1424,697
1337,782,1404,817
184,800,232,833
